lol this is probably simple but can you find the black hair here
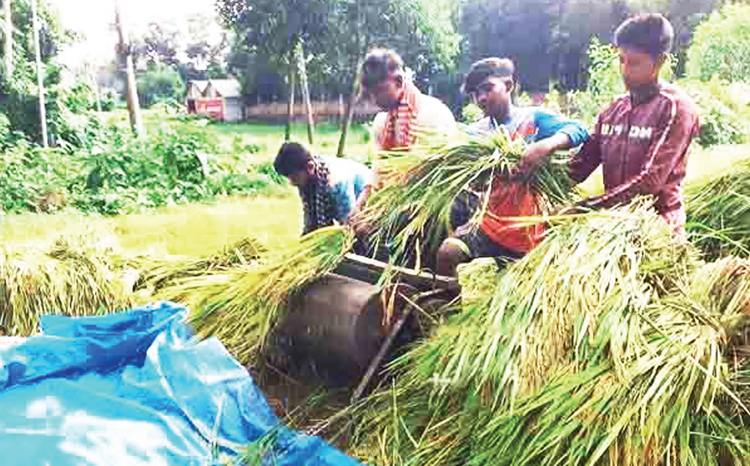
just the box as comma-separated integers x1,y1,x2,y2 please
463,57,515,94
274,142,311,177
360,48,404,89
614,13,674,58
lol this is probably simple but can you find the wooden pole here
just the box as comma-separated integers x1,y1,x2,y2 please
285,64,296,142
296,42,315,145
115,0,142,136
3,0,11,76
336,71,359,158
31,0,47,147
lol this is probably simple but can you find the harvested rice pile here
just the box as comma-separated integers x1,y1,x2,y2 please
347,200,750,465
160,226,354,366
0,234,135,336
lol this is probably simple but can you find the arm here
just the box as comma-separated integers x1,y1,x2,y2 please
301,198,312,236
370,112,388,186
584,99,698,209
517,109,590,172
348,165,376,222
568,116,604,185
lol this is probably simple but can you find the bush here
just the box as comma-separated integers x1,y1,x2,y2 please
0,141,85,213
687,4,750,83
136,64,186,108
682,77,749,147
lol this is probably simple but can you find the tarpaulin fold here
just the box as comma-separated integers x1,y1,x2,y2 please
0,301,363,466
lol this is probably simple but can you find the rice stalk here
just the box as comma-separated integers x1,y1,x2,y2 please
358,130,573,269
135,236,267,294
0,234,135,336
686,160,750,259
347,200,712,465
160,226,354,367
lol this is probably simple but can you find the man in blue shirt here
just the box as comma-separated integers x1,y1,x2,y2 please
274,142,374,235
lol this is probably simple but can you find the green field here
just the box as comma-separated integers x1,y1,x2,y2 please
109,108,376,165
2,114,748,260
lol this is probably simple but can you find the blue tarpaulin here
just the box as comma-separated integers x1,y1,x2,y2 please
0,301,364,466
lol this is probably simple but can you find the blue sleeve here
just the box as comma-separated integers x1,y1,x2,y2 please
331,180,356,223
352,164,374,196
533,109,589,147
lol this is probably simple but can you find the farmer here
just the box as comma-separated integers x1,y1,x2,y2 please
436,57,589,276
274,142,374,235
352,48,458,263
362,48,457,155
534,14,700,236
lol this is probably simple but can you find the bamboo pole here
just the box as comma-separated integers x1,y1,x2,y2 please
296,41,315,145
3,0,11,76
114,0,142,136
31,0,47,147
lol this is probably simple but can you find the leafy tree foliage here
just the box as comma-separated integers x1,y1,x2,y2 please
687,3,750,82
136,64,186,108
218,0,460,99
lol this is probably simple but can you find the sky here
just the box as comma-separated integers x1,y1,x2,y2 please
49,0,217,67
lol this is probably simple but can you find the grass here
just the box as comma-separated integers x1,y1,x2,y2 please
0,195,302,258
108,108,375,165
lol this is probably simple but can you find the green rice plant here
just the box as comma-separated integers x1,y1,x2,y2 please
161,226,354,367
347,201,709,465
135,236,267,294
686,160,750,259
358,130,573,269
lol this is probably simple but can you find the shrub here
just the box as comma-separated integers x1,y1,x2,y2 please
136,64,186,108
687,4,750,83
682,77,749,147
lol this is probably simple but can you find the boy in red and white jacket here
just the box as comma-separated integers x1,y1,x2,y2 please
567,13,700,236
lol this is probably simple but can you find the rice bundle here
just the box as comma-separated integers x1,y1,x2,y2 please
0,234,134,336
135,236,267,294
686,159,750,258
161,226,354,366
456,258,501,304
357,130,573,268
347,201,750,466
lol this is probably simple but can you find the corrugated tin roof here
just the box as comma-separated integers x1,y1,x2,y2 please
207,79,242,98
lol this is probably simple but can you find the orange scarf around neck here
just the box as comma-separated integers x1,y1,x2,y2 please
377,81,421,151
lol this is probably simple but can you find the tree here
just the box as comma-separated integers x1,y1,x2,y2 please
687,2,750,82
217,0,461,155
0,0,71,144
132,14,230,82
217,0,332,144
136,64,185,108
3,0,11,75
459,0,721,94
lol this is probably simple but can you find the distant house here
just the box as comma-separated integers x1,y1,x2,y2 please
186,78,243,122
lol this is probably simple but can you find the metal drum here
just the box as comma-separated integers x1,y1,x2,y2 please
275,273,414,384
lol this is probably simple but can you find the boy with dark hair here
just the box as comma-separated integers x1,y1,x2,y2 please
561,14,700,235
436,57,589,276
274,142,374,235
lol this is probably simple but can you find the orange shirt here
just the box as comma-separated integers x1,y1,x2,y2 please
478,179,545,254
